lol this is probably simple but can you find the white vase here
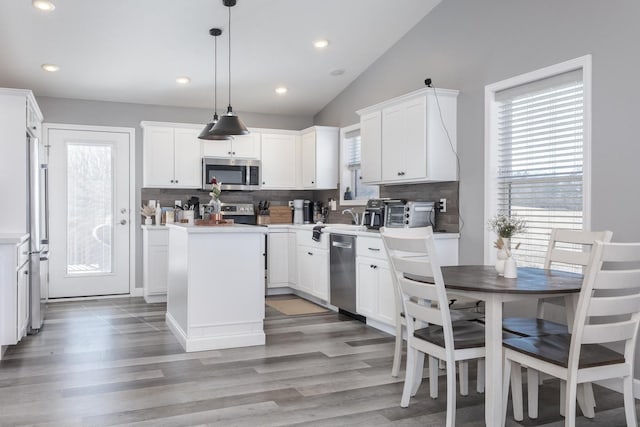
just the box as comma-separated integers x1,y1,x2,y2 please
495,249,508,275
144,217,152,225
504,256,518,278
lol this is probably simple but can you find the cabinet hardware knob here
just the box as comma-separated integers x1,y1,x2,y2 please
24,270,29,275
368,247,380,251
308,252,313,256
311,181,315,184
175,180,179,183
232,152,236,155
228,151,232,155
262,181,265,185
120,219,127,225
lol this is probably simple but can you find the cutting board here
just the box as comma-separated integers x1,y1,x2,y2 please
269,206,293,224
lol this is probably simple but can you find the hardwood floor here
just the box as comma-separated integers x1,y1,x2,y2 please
0,297,636,426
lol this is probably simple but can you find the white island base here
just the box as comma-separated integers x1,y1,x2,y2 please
165,224,267,352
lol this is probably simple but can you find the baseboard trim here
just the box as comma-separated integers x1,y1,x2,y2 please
143,294,167,303
131,288,144,297
47,294,136,303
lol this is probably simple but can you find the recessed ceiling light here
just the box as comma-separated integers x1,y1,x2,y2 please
176,76,191,85
32,0,55,11
41,63,59,72
275,86,288,95
330,68,345,76
313,39,329,49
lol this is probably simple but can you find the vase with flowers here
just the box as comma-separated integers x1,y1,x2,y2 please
208,177,222,220
488,213,526,277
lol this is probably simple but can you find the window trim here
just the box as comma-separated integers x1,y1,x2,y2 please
483,55,592,264
339,123,377,206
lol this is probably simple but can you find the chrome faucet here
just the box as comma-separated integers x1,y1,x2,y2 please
341,208,360,225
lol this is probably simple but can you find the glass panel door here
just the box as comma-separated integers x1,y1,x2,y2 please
66,144,113,275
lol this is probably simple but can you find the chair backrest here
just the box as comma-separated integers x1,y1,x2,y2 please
537,229,613,318
381,226,455,350
543,229,613,270
568,241,640,373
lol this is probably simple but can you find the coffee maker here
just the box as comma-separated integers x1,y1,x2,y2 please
362,199,386,230
303,200,313,224
292,199,304,224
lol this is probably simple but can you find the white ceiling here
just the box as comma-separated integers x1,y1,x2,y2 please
0,0,440,116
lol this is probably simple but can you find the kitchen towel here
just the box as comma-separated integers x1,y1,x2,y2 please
312,225,326,241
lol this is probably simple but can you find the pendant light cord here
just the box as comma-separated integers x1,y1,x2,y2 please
227,5,232,112
214,34,218,115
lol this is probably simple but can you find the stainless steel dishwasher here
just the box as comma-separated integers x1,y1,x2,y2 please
330,233,357,313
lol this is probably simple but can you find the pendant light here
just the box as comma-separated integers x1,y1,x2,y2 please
210,0,249,136
199,28,231,140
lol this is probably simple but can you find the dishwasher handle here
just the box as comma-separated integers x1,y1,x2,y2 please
331,241,353,249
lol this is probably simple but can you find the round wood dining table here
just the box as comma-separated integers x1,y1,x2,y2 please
405,265,583,427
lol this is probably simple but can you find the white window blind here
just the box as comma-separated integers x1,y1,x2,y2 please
495,69,584,269
345,129,361,170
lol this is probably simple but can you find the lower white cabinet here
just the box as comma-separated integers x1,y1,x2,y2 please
141,226,169,302
296,247,329,301
0,235,30,357
356,238,395,325
267,231,290,288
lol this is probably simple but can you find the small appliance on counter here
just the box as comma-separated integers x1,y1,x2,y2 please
292,199,304,224
362,199,386,230
384,200,435,228
303,200,313,224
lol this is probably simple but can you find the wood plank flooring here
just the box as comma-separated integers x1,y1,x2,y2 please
0,297,636,426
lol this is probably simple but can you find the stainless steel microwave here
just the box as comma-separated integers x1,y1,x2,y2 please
202,158,261,191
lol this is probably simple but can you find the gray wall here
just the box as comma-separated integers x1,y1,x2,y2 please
315,0,640,373
37,96,313,288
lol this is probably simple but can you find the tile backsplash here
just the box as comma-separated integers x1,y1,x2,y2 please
141,181,459,232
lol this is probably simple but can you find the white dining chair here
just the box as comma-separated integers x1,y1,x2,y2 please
382,226,485,427
501,228,613,418
381,227,484,396
502,240,640,427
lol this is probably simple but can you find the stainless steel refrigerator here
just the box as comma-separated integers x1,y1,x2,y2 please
27,129,49,333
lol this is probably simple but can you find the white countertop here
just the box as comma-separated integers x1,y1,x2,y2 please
0,233,29,245
268,224,460,239
166,223,268,234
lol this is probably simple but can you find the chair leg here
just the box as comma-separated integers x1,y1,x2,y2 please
401,346,417,407
565,380,578,427
560,381,566,417
527,368,539,419
391,321,403,377
459,360,469,396
429,355,439,399
411,351,425,396
510,361,524,421
445,359,457,427
623,375,638,427
502,356,512,427
476,358,485,394
576,384,595,419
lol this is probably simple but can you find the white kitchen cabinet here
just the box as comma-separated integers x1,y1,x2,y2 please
296,247,329,301
267,231,290,288
300,126,339,189
359,110,382,183
356,87,458,184
260,132,300,189
295,229,329,301
141,226,169,302
287,231,297,288
202,132,261,159
141,122,202,188
356,257,377,318
0,235,30,358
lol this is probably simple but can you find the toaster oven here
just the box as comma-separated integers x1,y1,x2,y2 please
384,200,435,228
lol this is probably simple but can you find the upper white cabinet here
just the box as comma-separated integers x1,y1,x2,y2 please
202,132,261,159
300,126,339,189
359,110,382,183
141,122,202,188
357,87,458,184
260,132,300,189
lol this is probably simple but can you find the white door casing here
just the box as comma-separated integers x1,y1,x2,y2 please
48,127,132,298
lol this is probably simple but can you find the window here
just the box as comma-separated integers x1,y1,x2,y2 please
485,56,591,269
340,124,378,205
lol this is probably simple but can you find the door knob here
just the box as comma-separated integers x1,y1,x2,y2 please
120,219,127,225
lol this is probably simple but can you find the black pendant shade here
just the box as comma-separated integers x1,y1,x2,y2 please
210,0,249,137
211,106,249,136
199,113,232,140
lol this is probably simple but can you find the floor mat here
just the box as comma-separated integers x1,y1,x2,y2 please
266,297,329,316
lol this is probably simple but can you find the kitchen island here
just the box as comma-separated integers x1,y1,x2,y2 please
165,223,267,352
